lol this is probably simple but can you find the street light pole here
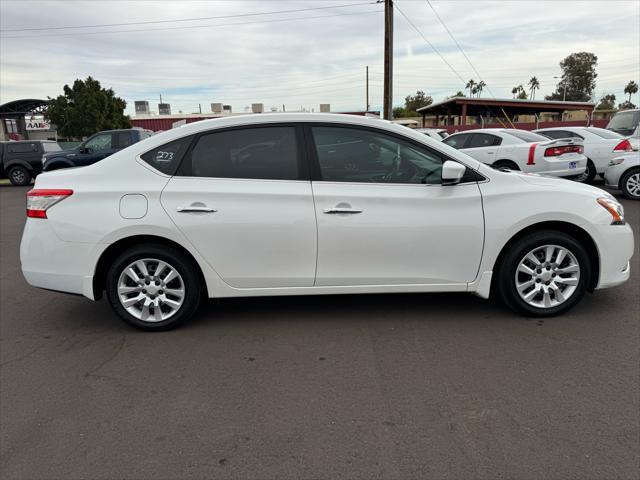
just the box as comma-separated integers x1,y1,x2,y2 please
383,0,394,120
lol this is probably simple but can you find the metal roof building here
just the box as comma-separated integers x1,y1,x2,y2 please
417,97,597,131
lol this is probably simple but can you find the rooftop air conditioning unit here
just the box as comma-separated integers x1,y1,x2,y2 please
211,103,223,113
251,103,264,114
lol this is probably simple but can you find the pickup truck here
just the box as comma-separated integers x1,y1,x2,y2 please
0,140,62,185
42,128,153,171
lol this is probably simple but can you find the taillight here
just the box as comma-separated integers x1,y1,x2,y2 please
613,139,632,152
544,145,584,157
26,189,73,218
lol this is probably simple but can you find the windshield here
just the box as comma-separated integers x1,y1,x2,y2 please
42,142,61,152
584,127,624,139
607,111,640,136
502,129,549,143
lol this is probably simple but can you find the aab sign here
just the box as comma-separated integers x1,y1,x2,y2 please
25,116,51,131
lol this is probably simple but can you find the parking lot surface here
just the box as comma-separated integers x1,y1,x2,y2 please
1,184,639,479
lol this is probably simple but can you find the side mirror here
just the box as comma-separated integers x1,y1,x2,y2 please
441,160,466,185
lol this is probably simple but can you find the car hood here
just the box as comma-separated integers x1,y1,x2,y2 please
511,171,611,197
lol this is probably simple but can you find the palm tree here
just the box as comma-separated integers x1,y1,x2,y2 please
465,79,476,97
624,80,638,102
476,81,486,98
512,86,519,99
528,76,540,100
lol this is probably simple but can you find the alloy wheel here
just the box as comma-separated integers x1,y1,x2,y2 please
514,244,580,309
117,258,185,322
625,172,640,197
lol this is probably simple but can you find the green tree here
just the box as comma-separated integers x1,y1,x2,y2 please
596,94,616,110
46,76,130,138
475,81,486,98
618,100,637,110
624,80,638,103
514,84,528,99
546,52,598,102
404,90,433,112
528,76,540,99
466,79,476,97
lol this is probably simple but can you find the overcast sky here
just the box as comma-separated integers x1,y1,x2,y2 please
1,0,639,115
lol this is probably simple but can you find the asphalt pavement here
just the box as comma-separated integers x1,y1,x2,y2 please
1,184,638,479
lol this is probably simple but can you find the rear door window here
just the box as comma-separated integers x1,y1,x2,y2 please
468,133,501,148
185,126,300,180
115,132,134,149
442,133,471,149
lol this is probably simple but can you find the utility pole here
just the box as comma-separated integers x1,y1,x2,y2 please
366,66,370,112
383,0,393,120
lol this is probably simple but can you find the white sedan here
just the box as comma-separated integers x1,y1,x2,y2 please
442,128,587,177
605,152,640,200
534,126,634,183
20,114,633,330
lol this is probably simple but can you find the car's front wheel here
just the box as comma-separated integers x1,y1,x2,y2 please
8,165,32,186
620,168,640,200
496,231,591,317
106,244,202,330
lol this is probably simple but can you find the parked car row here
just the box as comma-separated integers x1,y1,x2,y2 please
417,124,638,199
0,128,152,185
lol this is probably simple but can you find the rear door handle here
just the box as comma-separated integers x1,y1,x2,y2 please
323,208,363,214
177,204,217,213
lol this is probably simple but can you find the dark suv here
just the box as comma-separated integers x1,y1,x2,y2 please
43,128,153,171
0,140,62,185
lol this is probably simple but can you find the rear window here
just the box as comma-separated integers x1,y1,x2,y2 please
584,127,624,139
607,110,639,133
42,142,61,152
140,136,193,175
502,130,549,143
7,143,37,153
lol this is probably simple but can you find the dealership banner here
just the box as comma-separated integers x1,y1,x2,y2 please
24,116,51,131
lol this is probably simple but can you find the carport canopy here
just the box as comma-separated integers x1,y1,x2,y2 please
416,97,595,126
0,99,48,118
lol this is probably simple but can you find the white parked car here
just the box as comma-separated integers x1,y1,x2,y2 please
442,128,587,177
534,126,633,183
416,128,449,141
20,114,633,330
604,152,640,200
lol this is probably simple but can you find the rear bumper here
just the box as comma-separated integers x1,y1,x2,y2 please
20,219,102,300
537,156,587,178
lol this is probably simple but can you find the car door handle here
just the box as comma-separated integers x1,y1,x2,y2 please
323,208,363,214
177,205,217,213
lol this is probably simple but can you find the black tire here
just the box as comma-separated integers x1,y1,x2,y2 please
8,165,32,186
496,230,591,317
619,168,640,200
493,159,520,171
105,244,202,331
576,159,596,184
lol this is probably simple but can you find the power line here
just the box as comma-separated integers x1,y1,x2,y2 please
0,1,378,32
0,9,383,39
424,0,494,96
392,2,466,85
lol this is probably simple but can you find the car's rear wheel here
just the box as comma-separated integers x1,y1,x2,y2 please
620,168,640,200
575,159,596,183
493,159,520,171
8,166,32,186
496,231,591,317
106,244,202,330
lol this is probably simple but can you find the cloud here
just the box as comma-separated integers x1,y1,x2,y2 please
1,0,638,114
